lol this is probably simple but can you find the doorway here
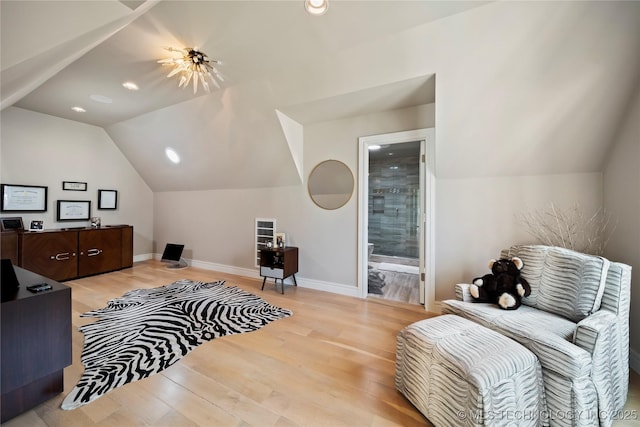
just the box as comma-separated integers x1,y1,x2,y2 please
358,129,435,310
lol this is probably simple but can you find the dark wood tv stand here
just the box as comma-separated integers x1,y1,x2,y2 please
260,247,298,294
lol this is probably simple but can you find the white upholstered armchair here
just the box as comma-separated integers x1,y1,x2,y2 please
442,245,631,427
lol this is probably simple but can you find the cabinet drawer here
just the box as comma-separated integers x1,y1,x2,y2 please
260,266,284,279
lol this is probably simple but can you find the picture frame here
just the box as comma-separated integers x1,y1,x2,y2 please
57,200,91,221
98,189,118,210
29,220,44,231
62,181,87,191
1,184,47,212
275,232,286,248
0,217,24,231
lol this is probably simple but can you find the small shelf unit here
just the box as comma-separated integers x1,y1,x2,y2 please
255,218,276,267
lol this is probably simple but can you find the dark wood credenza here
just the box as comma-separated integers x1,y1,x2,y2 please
0,225,133,281
1,266,71,423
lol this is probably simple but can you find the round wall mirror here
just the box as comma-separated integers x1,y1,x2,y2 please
308,160,354,210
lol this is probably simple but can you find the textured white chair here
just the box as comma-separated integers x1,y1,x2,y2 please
442,245,631,427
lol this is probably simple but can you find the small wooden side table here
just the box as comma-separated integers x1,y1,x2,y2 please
259,247,298,294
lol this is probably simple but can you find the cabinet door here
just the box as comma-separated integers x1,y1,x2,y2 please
20,232,78,281
78,229,122,277
0,232,19,265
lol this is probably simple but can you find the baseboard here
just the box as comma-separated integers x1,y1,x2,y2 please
295,276,360,298
630,348,640,375
190,259,259,280
154,255,360,298
133,253,153,262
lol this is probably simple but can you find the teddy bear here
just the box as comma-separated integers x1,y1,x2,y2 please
469,257,531,310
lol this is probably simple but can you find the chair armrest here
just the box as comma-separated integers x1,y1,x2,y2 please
573,310,618,356
573,310,624,418
454,283,474,302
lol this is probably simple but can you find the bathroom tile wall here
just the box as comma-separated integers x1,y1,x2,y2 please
368,148,420,259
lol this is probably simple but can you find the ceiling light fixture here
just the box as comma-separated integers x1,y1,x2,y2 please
122,81,139,91
158,47,223,94
71,106,86,113
305,0,328,15
165,147,180,164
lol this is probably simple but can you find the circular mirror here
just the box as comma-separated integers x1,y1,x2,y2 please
308,160,354,210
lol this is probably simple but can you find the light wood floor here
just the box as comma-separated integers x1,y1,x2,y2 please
368,269,420,305
4,260,640,426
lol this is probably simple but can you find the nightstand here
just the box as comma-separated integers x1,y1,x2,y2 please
259,247,298,294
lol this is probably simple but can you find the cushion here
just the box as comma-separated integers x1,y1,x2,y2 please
442,299,592,380
442,299,577,341
504,245,609,322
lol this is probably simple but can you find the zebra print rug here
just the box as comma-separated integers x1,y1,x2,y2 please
61,279,292,410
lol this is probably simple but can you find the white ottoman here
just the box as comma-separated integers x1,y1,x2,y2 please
396,314,547,426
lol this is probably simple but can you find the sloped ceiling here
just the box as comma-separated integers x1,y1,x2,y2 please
1,0,472,191
2,1,640,191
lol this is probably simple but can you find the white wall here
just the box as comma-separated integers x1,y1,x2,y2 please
436,173,604,301
154,100,607,305
153,104,434,294
0,107,154,256
603,81,640,370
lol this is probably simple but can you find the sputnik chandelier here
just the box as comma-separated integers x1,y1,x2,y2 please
158,46,223,94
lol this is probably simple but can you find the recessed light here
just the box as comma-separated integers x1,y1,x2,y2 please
71,106,86,113
368,145,381,151
90,94,113,104
305,0,328,15
165,148,180,164
122,81,139,91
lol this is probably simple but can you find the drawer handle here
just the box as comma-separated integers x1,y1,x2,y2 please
87,248,102,257
52,252,70,261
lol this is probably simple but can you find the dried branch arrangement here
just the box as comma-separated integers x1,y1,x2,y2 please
517,203,616,256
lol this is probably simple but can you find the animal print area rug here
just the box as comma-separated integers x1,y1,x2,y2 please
61,279,292,410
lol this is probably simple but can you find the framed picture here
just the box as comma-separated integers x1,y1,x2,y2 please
0,217,24,231
1,184,47,212
30,220,44,231
275,232,286,248
98,189,118,210
62,181,87,191
57,200,91,221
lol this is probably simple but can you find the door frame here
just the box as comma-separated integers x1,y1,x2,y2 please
357,128,436,311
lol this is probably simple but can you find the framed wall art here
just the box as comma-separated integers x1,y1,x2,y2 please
57,200,91,221
30,220,44,231
275,232,286,248
62,181,87,191
1,184,48,212
0,217,24,231
98,189,118,210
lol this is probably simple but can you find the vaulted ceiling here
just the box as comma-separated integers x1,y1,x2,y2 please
2,1,639,191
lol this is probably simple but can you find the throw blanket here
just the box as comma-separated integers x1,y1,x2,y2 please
62,279,292,410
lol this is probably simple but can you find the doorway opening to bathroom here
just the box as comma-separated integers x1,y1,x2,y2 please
358,129,435,310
